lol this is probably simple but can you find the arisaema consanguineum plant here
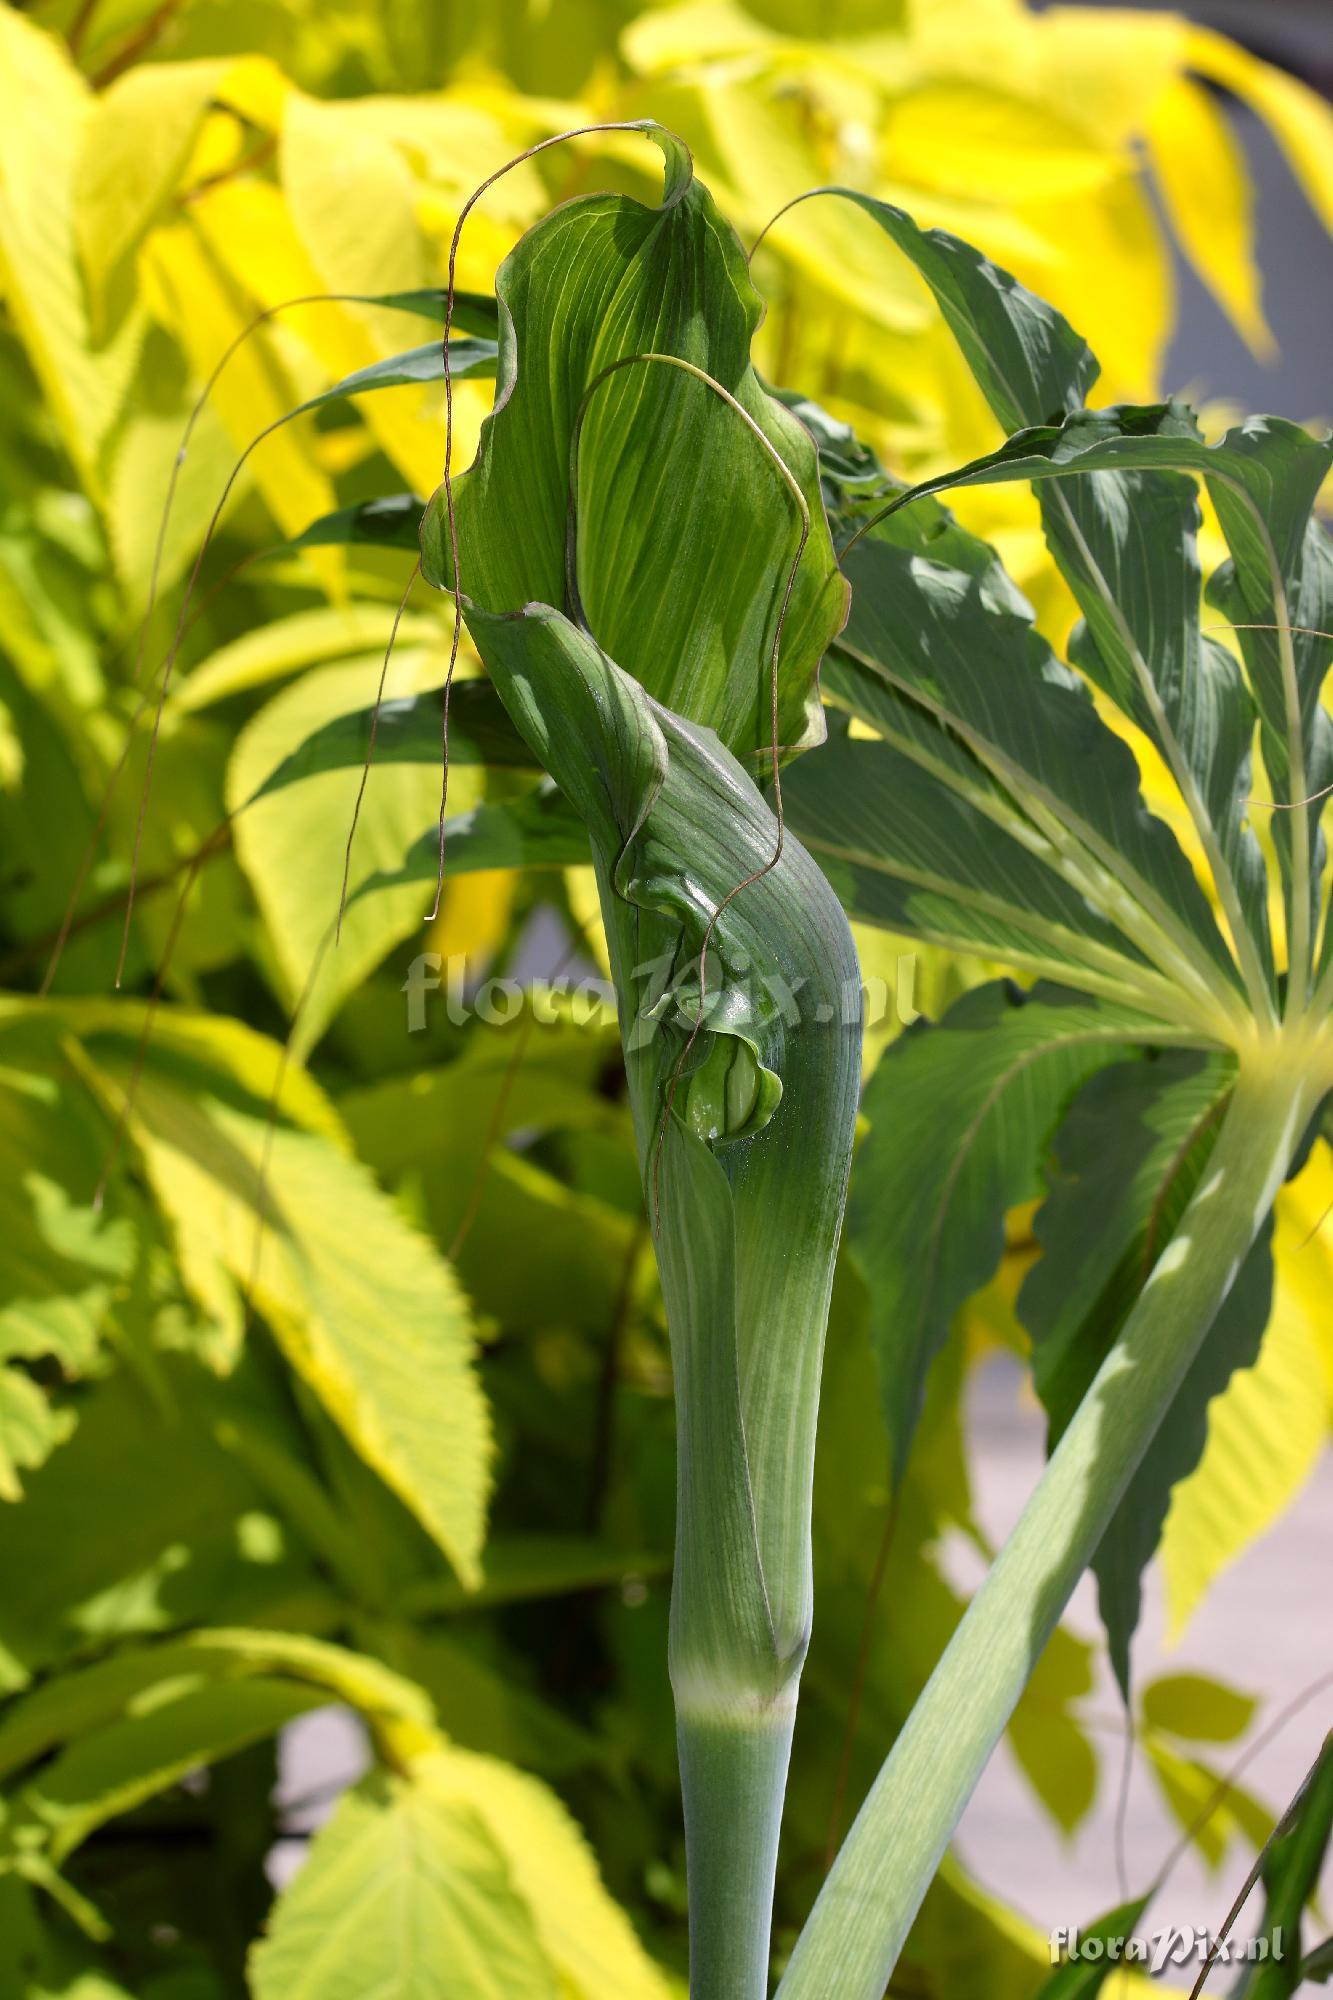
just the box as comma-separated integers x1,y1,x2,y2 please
391,123,1332,1996
19,110,1333,2000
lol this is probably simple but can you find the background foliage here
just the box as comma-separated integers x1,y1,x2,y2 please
0,0,1330,1993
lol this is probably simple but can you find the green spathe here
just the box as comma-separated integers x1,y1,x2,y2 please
465,601,861,1998
421,125,848,767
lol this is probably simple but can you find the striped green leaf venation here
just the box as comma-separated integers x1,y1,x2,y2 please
790,411,1244,1038
785,717,1189,1020
768,194,1333,1018
845,981,1168,1488
859,406,1333,1009
464,599,861,1998
420,122,847,767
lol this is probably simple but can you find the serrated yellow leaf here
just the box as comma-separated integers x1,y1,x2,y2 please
75,60,230,334
179,605,444,711
106,392,241,604
1025,7,1184,146
138,215,340,585
621,0,779,76
281,92,430,341
1148,75,1273,359
276,92,447,497
215,52,290,134
1018,171,1171,401
250,1770,553,2000
80,1034,492,1586
1188,22,1333,241
882,83,1118,201
185,107,247,188
424,869,517,975
225,649,485,1044
423,1748,671,2000
0,8,142,495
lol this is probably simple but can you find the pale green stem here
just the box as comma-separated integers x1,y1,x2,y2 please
677,1704,797,1999
777,1060,1316,2000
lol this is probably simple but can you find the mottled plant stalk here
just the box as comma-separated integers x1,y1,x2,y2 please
778,1054,1323,2000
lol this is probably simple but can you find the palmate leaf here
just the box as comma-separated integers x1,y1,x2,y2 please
839,197,1274,989
792,194,1333,1005
785,713,1175,1008
845,982,1164,1487
874,401,1333,980
1020,1054,1274,1692
775,230,1329,1686
420,122,848,766
786,411,1242,1034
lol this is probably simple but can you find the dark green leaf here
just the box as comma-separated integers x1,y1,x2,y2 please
783,716,1165,1004
1233,1733,1333,1998
849,981,1159,1486
248,680,535,807
875,403,1333,975
350,783,589,906
1300,1937,1333,1982
788,194,1096,434
1020,1055,1273,1692
294,335,495,417
369,287,499,339
289,494,424,552
1032,1897,1150,1997
823,466,1240,1018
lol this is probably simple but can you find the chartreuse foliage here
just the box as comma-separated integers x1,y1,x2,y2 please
0,1626,669,2000
2,4,1333,1999
766,194,1333,1998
